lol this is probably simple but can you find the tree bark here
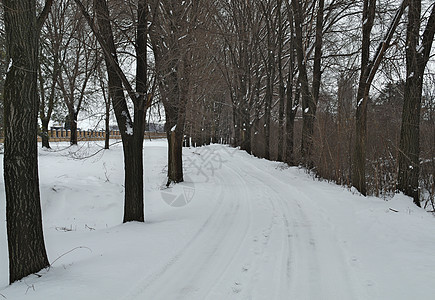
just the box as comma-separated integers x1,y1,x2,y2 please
285,2,297,166
105,99,110,149
277,0,285,162
3,0,52,284
41,118,50,148
68,110,78,145
292,0,314,167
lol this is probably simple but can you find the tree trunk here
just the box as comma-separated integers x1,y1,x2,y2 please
285,75,298,166
41,118,50,148
3,0,51,284
264,77,272,160
69,110,78,145
352,0,410,195
239,87,251,154
122,135,145,222
285,3,297,166
398,0,435,206
94,0,144,222
352,0,376,196
105,100,110,149
292,0,314,168
277,0,285,162
232,106,241,147
166,127,184,185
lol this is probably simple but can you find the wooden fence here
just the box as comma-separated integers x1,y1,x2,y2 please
0,130,166,143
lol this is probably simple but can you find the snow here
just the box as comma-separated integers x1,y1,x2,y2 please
6,59,12,73
1,141,435,299
121,111,133,135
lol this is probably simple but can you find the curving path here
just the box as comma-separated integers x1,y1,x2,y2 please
123,145,358,300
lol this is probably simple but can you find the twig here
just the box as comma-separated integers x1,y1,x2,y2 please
85,224,95,231
24,281,35,295
70,140,122,160
55,225,75,232
103,162,110,182
0,293,6,299
389,208,399,213
48,246,92,271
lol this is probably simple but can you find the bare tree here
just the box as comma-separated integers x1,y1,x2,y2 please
38,0,69,148
149,0,202,185
291,0,325,168
398,1,435,206
352,0,408,195
56,7,100,145
74,0,151,222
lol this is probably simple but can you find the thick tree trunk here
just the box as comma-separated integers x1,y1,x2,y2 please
69,110,78,145
353,92,369,196
240,96,251,154
3,0,50,284
94,0,144,222
232,105,241,148
264,79,272,160
398,74,423,206
105,101,110,149
122,135,145,222
352,0,407,195
285,4,297,166
352,0,375,196
398,0,435,206
292,0,314,168
277,0,285,162
285,76,298,166
41,118,50,148
166,127,184,185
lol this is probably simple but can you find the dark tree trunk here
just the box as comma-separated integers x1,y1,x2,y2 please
240,112,251,154
277,0,285,162
285,5,297,166
41,118,50,148
352,0,407,195
398,72,423,206
352,0,376,196
292,0,314,167
398,0,435,206
93,0,145,222
3,0,52,284
232,106,241,147
69,110,78,145
165,56,188,185
292,0,323,168
105,100,110,149
122,134,145,222
285,77,299,166
264,81,272,160
239,84,251,154
166,127,184,185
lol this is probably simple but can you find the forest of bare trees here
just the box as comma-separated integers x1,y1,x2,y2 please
1,0,435,283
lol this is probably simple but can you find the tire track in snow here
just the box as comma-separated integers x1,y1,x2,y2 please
122,145,357,299
236,155,358,300
204,162,285,299
122,153,254,300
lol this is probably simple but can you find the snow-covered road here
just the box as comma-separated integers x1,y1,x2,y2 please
1,141,434,299
125,146,356,299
